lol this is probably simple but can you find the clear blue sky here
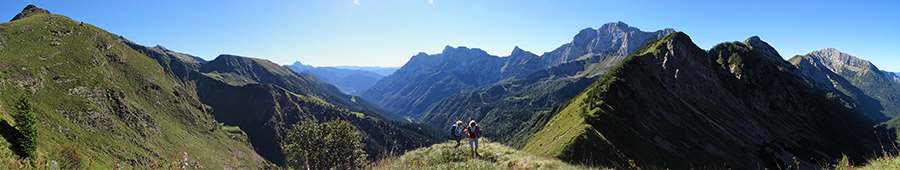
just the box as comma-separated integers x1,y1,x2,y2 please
3,0,899,71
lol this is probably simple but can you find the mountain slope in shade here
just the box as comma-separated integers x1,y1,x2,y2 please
789,48,900,122
284,62,384,95
125,44,442,165
199,55,405,122
362,22,673,119
523,32,889,169
0,6,270,169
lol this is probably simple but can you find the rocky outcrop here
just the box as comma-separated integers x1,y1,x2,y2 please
10,4,50,21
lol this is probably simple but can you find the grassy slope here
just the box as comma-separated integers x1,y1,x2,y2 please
0,12,270,169
369,139,605,170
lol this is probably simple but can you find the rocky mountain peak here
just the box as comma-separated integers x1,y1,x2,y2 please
598,21,637,33
806,48,875,73
742,36,790,67
154,45,169,51
11,4,51,22
510,46,526,56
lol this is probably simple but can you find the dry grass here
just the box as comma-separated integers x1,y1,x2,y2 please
368,138,608,170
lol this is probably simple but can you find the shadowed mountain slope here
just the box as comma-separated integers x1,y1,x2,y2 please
199,54,405,122
522,32,890,169
125,38,440,166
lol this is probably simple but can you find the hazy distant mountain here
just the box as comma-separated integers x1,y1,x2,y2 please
331,65,400,77
284,62,384,95
789,48,900,122
362,22,674,119
522,32,889,169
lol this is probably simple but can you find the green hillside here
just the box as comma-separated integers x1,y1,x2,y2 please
522,32,890,169
0,6,270,169
369,139,604,170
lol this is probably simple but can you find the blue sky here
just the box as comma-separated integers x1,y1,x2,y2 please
3,0,899,71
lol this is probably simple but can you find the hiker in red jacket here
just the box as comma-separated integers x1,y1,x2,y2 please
463,120,482,157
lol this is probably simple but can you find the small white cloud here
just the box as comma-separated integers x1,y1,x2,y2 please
354,0,359,5
429,0,433,4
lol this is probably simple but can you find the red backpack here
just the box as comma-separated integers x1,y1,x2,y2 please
465,126,481,138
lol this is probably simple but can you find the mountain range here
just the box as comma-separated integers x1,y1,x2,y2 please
284,62,388,95
0,5,437,168
124,41,437,165
361,22,675,120
522,32,891,169
789,48,900,122
4,4,900,169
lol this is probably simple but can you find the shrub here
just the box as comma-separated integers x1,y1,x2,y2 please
14,95,39,158
282,120,366,169
59,145,83,169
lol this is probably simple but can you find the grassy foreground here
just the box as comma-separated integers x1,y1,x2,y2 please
368,138,605,170
838,155,900,170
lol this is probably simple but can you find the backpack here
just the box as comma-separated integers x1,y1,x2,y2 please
466,126,480,138
449,125,458,137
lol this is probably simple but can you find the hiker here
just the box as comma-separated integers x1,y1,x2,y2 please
450,121,464,147
463,120,482,157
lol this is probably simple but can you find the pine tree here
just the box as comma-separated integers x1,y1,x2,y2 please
14,95,39,158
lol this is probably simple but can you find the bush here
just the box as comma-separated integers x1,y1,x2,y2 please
283,120,366,169
59,145,83,169
14,96,39,158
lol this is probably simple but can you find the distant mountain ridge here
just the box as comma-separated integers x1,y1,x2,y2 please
330,65,399,77
284,62,385,95
361,22,674,119
789,48,900,122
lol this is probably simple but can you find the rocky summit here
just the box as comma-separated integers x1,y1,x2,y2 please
790,48,900,122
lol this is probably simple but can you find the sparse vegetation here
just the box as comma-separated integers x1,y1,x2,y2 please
370,139,605,170
283,120,366,169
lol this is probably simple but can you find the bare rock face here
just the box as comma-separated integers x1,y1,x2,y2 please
542,21,675,68
10,4,50,22
790,48,900,122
